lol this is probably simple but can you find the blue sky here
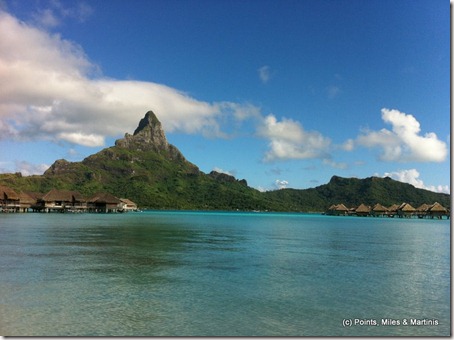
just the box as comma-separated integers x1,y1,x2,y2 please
0,0,450,193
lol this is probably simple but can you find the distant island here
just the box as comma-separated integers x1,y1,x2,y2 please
0,111,450,213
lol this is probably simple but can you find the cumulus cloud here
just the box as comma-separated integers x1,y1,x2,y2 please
275,179,289,190
381,169,450,194
257,114,331,162
356,108,448,162
340,138,354,151
15,161,50,176
57,132,105,147
0,11,256,147
0,9,335,169
218,102,262,122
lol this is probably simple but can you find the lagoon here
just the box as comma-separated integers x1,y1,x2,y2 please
0,211,450,336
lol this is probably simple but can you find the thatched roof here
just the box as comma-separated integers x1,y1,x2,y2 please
89,192,120,204
19,192,36,204
325,201,448,217
42,189,85,202
334,203,349,211
388,204,400,212
355,203,371,213
398,202,416,212
428,202,448,213
372,203,388,212
120,198,137,206
0,185,20,200
24,191,44,200
416,203,431,212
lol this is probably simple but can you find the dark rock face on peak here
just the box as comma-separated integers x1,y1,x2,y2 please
131,111,168,150
115,111,185,162
44,159,71,176
133,111,161,136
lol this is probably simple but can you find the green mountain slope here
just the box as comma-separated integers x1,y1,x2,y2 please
264,175,450,211
0,111,450,211
0,112,271,210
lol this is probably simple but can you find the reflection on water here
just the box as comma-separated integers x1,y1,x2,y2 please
0,212,450,336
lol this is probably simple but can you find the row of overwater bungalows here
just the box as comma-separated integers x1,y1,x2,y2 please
326,202,450,219
0,185,138,213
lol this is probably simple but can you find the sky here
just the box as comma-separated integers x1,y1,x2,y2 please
0,0,450,193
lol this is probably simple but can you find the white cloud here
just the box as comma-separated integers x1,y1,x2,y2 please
0,11,257,147
322,158,348,169
258,65,271,84
275,179,289,190
218,102,262,122
57,132,105,147
357,108,448,162
0,10,335,167
212,167,236,176
381,169,450,194
257,114,331,161
340,138,354,151
428,184,450,194
15,161,49,176
32,8,61,28
65,2,94,23
31,1,94,28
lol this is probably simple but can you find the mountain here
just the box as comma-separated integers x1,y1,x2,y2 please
263,175,450,211
1,111,269,210
0,111,450,211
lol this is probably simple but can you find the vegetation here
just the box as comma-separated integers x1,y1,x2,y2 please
265,175,450,211
0,111,449,212
1,162,449,212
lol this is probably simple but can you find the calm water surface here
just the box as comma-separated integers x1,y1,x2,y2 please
0,211,450,336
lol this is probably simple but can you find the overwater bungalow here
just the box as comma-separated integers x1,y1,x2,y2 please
415,203,431,218
397,202,416,218
120,198,138,212
325,201,449,220
386,204,400,218
372,203,388,217
355,203,371,217
0,185,20,212
88,193,122,213
427,202,449,219
36,189,87,212
326,203,349,216
0,185,139,214
19,192,36,212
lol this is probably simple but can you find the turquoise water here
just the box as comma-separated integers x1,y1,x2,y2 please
0,211,450,336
